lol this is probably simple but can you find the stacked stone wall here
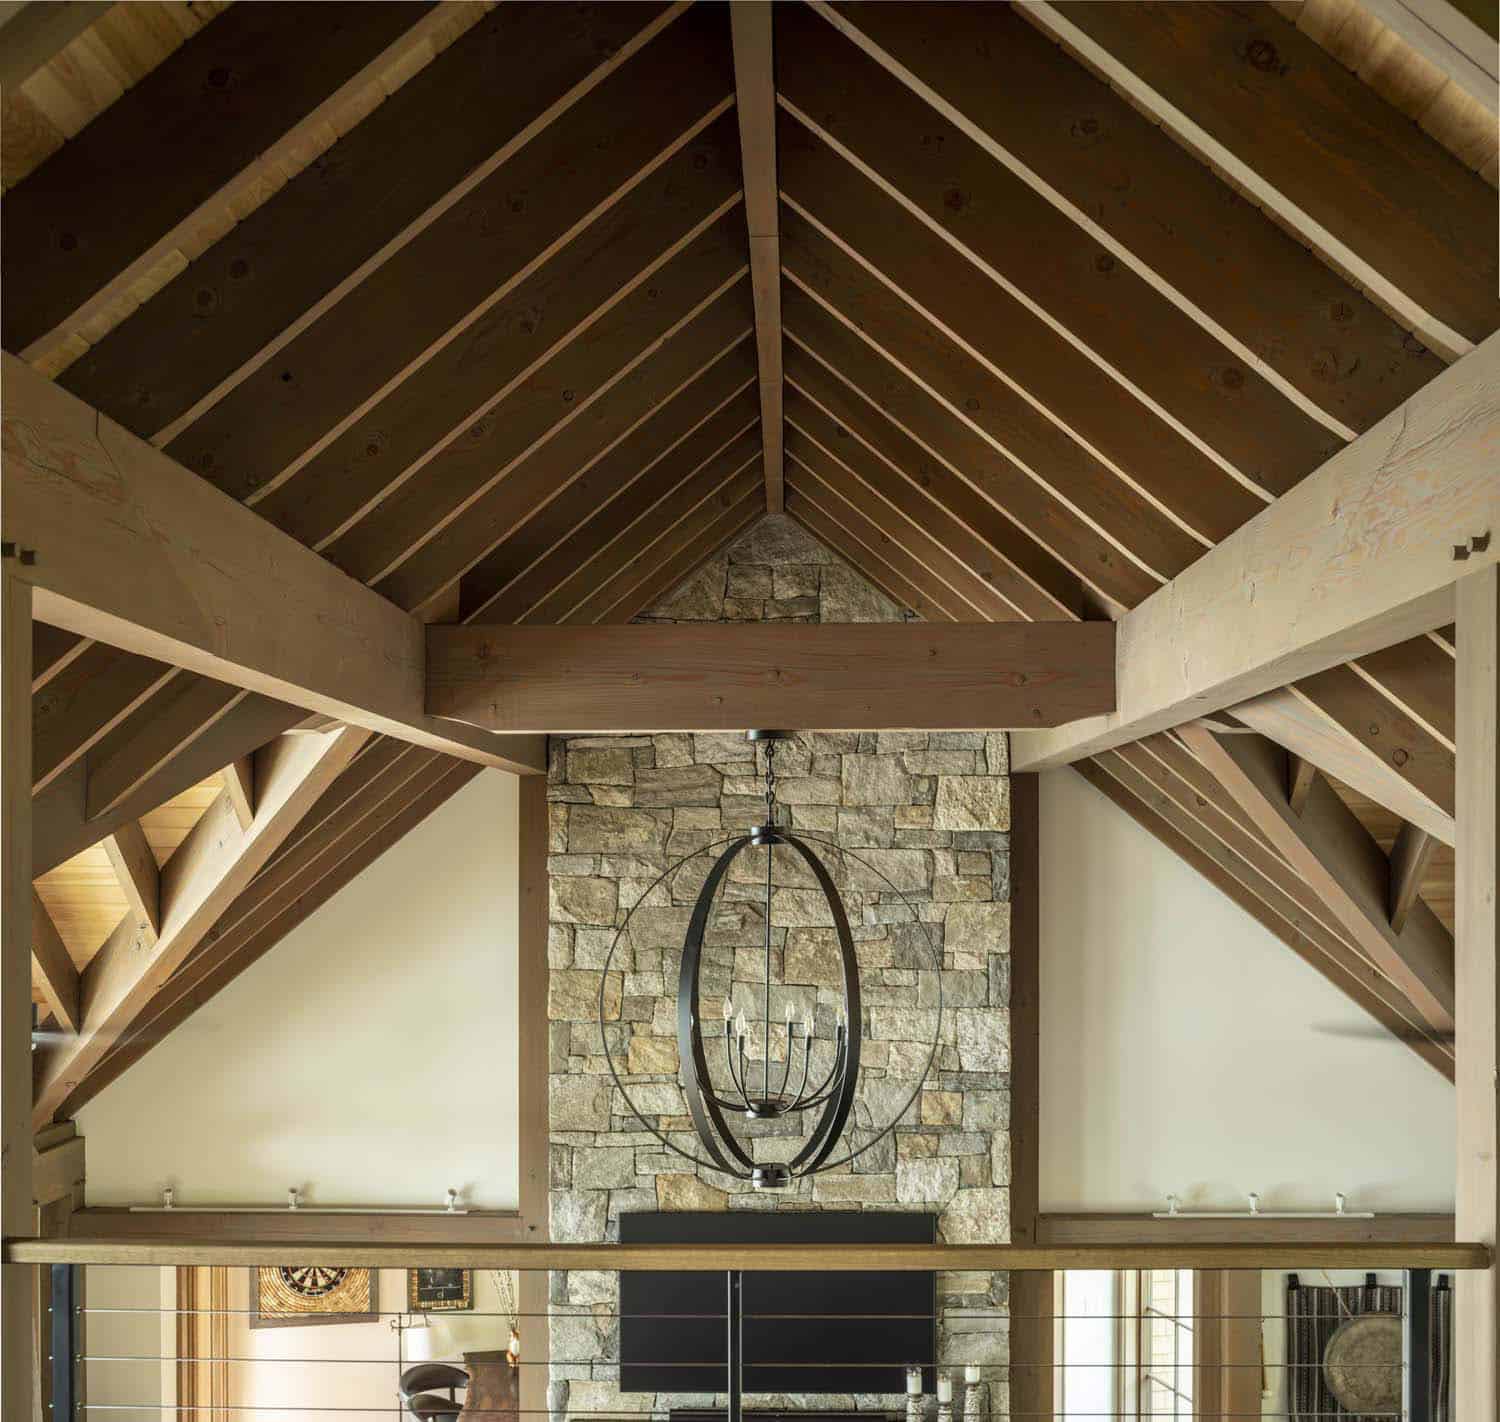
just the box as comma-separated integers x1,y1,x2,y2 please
546,518,1012,1416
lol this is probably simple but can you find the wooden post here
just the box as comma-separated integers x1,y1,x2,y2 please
1006,774,1053,1420
3,563,36,1420
1455,564,1499,1417
516,771,550,1420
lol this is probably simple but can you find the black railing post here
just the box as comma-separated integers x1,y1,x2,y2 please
726,1269,743,1422
49,1263,78,1422
1407,1268,1431,1422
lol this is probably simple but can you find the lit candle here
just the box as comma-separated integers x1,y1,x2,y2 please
722,998,734,1021
937,1374,953,1404
735,1011,748,1040
905,1368,922,1395
964,1365,980,1385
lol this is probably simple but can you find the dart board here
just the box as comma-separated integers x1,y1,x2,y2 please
251,1265,376,1327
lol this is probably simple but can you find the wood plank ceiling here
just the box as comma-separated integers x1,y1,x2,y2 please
3,0,1493,1115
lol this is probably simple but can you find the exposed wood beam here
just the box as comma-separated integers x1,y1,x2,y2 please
1,561,35,1420
571,466,763,626
784,437,1022,622
1076,752,1452,1079
85,678,246,820
729,0,784,512
1038,1212,1458,1245
1101,735,1450,1068
521,427,761,627
813,0,1445,434
102,820,159,942
1127,736,1375,958
777,4,1344,487
33,727,369,1126
164,10,734,507
31,645,177,793
516,774,549,1231
1024,1,1499,359
33,697,306,879
778,124,1267,549
3,355,543,775
1454,564,1498,1413
1008,772,1051,1422
220,759,255,832
0,1,111,95
461,368,759,624
427,622,1115,733
1232,686,1454,844
50,5,688,426
30,889,78,1035
1295,660,1455,816
786,484,981,624
11,5,485,380
586,490,763,629
1180,726,1455,1034
1012,332,1500,770
782,237,1201,602
10,1238,1486,1272
365,234,754,612
29,624,87,691
780,288,1100,616
1288,754,1318,816
63,749,476,1117
1390,822,1438,932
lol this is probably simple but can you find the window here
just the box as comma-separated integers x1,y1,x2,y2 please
1056,1269,1199,1420
1129,1269,1195,1419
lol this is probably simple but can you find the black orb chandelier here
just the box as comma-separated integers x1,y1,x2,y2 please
601,730,941,1190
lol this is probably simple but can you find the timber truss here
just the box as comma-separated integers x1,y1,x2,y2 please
2,0,1497,1126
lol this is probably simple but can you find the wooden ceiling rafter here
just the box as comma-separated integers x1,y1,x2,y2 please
605,493,768,627
459,351,761,622
729,0,785,512
1180,725,1457,1035
1221,686,1455,845
571,463,766,626
58,742,481,1119
31,645,178,794
32,696,309,882
809,0,1451,437
784,431,1025,622
782,243,1208,589
8,2,477,376
1076,750,1454,1080
1019,1,1498,361
516,424,763,627
50,3,695,437
777,4,1348,491
30,889,80,1034
33,726,371,1126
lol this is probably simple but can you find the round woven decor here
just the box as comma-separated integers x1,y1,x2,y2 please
1323,1313,1402,1413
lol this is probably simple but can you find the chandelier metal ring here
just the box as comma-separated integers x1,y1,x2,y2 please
597,742,944,1190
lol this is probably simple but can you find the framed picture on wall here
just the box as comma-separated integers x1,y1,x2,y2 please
409,1267,473,1313
249,1266,378,1328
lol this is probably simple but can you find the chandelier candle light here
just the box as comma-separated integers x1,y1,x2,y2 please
601,730,941,1190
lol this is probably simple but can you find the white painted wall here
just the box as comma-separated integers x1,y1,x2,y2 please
1039,767,1454,1213
77,770,521,1211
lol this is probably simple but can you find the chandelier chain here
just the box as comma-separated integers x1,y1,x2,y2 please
763,737,778,826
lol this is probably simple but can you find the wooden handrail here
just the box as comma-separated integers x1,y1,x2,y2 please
4,1237,1489,1270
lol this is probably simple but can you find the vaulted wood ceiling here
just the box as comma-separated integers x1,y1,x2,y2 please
5,0,1494,1114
